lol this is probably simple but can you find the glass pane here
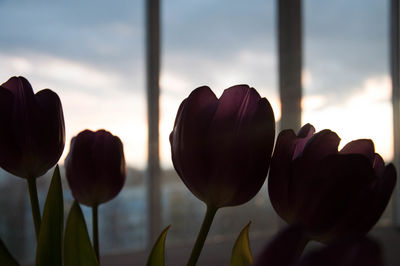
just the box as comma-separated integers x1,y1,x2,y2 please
304,0,392,223
161,0,279,249
0,1,146,262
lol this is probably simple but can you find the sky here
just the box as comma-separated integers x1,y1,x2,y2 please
0,0,393,169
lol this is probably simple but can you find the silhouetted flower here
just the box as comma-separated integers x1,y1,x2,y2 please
254,225,384,266
65,129,126,207
295,235,384,266
170,85,275,208
0,76,65,178
269,124,396,243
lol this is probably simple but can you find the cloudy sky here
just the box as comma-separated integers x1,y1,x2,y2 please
0,0,393,168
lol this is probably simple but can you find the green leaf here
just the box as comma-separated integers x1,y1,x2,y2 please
146,225,171,266
231,221,253,266
64,201,99,266
36,165,64,266
0,238,19,266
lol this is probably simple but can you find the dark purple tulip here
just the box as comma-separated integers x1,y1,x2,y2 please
295,236,384,266
0,76,65,178
65,129,126,207
269,124,396,243
170,85,275,208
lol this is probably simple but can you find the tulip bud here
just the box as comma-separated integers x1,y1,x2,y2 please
0,76,65,178
65,129,126,207
170,85,275,208
268,124,396,243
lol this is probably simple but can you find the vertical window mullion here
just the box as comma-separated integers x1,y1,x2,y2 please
278,0,302,132
391,0,400,226
146,0,162,246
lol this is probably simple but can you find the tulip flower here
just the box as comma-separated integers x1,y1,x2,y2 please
254,225,384,266
170,85,275,208
170,85,275,265
65,129,126,206
269,124,396,244
0,76,65,179
0,76,65,240
295,236,384,266
65,129,126,262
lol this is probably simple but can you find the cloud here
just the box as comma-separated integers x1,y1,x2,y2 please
0,52,147,168
0,1,144,70
304,0,389,96
159,47,281,168
60,89,147,168
162,0,276,55
0,0,392,167
303,75,393,161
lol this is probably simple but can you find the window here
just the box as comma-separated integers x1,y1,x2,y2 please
0,1,147,261
0,0,397,264
303,0,393,224
160,0,280,247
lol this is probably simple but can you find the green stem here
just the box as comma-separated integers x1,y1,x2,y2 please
27,178,41,241
187,205,218,266
92,205,100,264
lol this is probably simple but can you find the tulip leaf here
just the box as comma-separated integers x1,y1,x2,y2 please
231,222,253,266
64,201,99,266
146,225,171,266
36,165,63,266
0,238,19,266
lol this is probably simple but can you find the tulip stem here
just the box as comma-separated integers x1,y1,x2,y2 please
92,205,100,264
27,178,41,241
187,205,218,266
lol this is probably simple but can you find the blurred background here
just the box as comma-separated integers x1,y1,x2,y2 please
0,0,397,265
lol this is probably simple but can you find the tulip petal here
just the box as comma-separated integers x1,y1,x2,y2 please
32,89,65,177
297,123,315,138
219,97,275,207
1,76,35,99
301,129,340,161
2,77,36,148
357,163,396,234
372,154,385,178
324,162,395,241
1,77,38,177
269,129,297,222
66,131,96,206
205,85,263,207
340,139,375,164
170,86,218,203
0,87,22,177
293,154,375,239
314,159,392,242
209,85,261,136
293,124,315,159
169,100,186,179
92,130,126,204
